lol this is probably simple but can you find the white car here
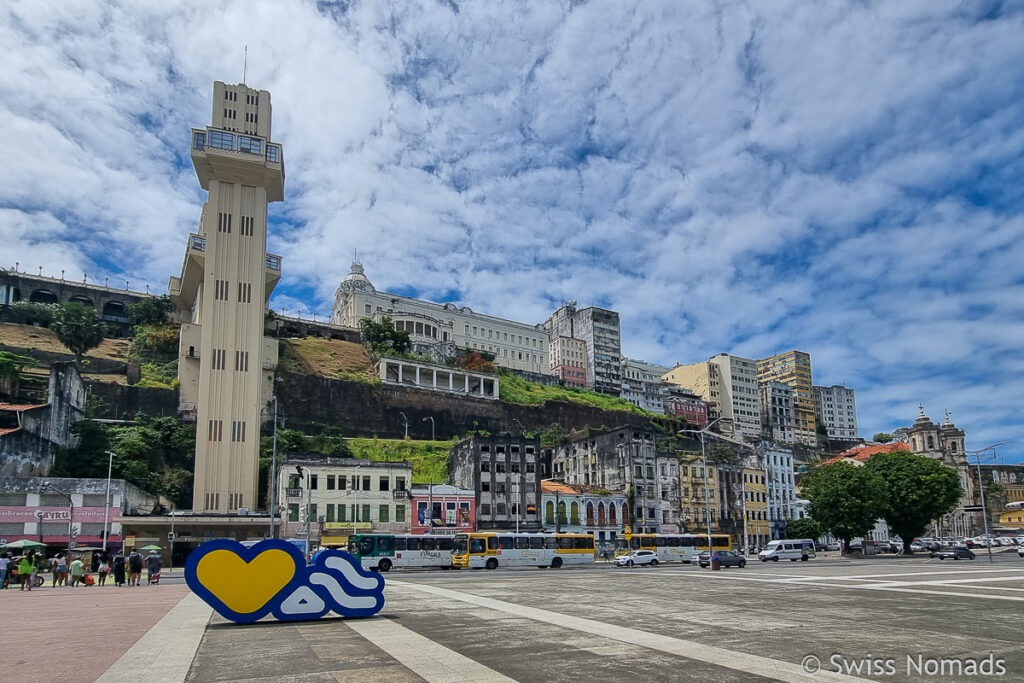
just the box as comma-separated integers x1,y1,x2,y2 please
614,550,659,567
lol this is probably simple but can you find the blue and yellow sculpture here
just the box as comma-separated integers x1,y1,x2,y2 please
185,539,385,623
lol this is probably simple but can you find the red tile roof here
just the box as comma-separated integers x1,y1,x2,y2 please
0,403,46,412
821,442,910,466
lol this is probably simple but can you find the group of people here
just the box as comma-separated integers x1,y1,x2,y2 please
0,548,163,590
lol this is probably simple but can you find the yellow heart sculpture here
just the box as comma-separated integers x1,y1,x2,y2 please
195,548,296,614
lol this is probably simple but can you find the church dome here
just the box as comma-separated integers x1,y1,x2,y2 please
340,262,374,292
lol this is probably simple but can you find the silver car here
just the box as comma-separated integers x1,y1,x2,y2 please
614,550,659,567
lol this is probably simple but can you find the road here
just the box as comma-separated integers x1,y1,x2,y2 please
185,552,1024,681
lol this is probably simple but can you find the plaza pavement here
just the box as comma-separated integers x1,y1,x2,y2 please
5,552,1022,682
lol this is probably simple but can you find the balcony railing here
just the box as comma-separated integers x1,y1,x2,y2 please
392,490,410,499
286,488,301,498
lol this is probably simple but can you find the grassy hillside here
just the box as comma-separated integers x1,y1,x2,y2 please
0,322,130,361
278,336,377,383
348,437,455,484
498,370,652,415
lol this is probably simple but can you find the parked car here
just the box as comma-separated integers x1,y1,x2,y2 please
932,545,975,560
1018,546,1023,558
614,550,659,567
826,541,841,551
698,550,746,568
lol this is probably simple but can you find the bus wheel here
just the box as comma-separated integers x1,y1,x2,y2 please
538,565,548,569
485,558,498,570
440,565,451,570
377,559,392,572
772,556,779,562
551,557,563,569
801,555,809,562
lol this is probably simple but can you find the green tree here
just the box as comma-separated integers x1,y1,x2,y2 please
127,295,174,326
0,350,36,397
800,462,886,552
785,517,823,541
539,423,566,447
359,316,411,356
864,450,961,554
51,302,105,364
873,432,894,443
891,427,910,444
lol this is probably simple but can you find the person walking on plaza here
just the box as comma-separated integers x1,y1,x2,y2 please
113,550,126,587
127,549,143,587
53,553,68,587
69,556,85,587
145,550,162,585
97,554,110,586
18,551,36,591
0,552,9,589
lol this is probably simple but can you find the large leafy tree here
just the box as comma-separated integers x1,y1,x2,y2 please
865,450,961,554
127,295,174,326
873,432,894,443
51,302,105,364
785,517,823,541
359,316,411,356
800,462,886,551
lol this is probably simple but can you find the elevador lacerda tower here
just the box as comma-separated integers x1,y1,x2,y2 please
169,81,284,513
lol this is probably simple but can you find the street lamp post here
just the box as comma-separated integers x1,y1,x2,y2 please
422,416,435,441
295,465,312,563
269,395,278,539
679,417,724,550
965,441,1009,564
41,481,74,561
102,450,115,552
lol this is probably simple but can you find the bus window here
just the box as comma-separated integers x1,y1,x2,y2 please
631,536,642,549
347,537,359,555
558,536,575,550
680,536,696,547
487,536,499,550
377,536,395,553
655,537,667,547
666,537,680,547
469,537,486,554
574,537,592,550
437,538,454,551
530,537,545,549
498,536,514,549
421,537,436,551
453,535,468,555
405,537,419,550
544,536,558,549
515,537,531,549
394,537,407,551
360,537,375,555
712,536,730,548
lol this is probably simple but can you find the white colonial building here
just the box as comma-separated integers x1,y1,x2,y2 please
331,263,550,375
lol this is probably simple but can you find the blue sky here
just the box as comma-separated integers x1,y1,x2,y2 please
3,1,1023,462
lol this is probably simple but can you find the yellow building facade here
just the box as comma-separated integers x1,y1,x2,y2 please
679,456,719,532
757,350,817,446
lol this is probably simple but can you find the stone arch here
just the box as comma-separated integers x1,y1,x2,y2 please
30,289,58,304
102,301,127,319
912,437,918,451
927,435,935,449
67,295,94,307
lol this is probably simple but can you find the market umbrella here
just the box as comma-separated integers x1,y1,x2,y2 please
140,545,163,551
1,539,47,550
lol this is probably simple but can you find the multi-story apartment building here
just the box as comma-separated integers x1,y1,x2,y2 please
549,336,588,388
170,80,285,513
620,358,672,413
742,467,770,549
679,456,718,532
276,457,414,547
763,444,797,538
540,480,629,547
544,302,622,395
332,263,550,375
664,386,710,428
813,384,859,441
549,427,679,533
756,351,817,447
664,354,761,441
449,435,547,531
760,380,795,444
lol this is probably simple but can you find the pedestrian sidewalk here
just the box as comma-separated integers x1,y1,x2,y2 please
0,582,196,682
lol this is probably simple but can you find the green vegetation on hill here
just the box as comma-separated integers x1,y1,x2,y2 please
498,370,651,415
277,337,378,384
348,438,454,484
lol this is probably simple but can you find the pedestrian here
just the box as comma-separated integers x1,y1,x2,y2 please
113,550,126,587
97,555,110,586
18,551,36,591
145,550,162,585
53,553,68,587
127,548,143,586
69,555,85,587
0,552,9,589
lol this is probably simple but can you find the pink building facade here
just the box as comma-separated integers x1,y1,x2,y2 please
410,484,476,534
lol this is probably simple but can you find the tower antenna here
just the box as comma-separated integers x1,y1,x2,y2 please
243,45,248,86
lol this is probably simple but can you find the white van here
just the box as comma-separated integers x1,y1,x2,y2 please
759,539,816,562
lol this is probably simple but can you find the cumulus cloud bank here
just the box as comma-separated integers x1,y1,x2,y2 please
3,0,1022,461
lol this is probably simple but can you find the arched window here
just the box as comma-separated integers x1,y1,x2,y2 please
557,501,567,525
912,438,918,451
927,435,935,449
597,502,606,525
586,502,595,525
609,502,616,524
545,500,555,525
570,501,580,525
621,502,629,526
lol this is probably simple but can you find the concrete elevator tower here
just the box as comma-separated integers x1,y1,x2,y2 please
169,81,285,513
